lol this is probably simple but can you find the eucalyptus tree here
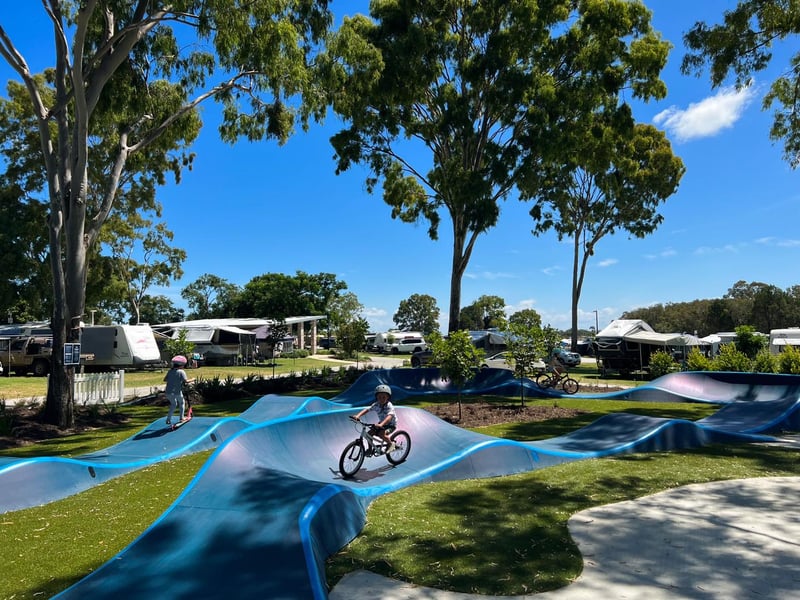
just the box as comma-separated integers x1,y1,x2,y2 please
525,121,684,351
0,1,332,426
322,0,671,333
236,271,346,320
103,214,186,324
181,274,241,320
393,293,440,336
459,294,506,331
682,1,800,167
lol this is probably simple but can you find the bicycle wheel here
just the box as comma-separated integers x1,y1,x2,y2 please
339,440,365,478
386,430,411,465
536,373,553,388
561,377,579,395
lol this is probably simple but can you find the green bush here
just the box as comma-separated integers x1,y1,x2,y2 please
777,345,800,374
648,350,676,379
712,343,752,372
685,347,713,371
753,348,778,374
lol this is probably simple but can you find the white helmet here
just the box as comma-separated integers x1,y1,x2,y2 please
374,384,392,398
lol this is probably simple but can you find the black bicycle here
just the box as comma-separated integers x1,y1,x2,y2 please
536,369,580,394
339,417,411,478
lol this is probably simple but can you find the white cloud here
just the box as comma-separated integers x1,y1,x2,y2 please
756,236,800,248
597,258,618,267
693,243,743,255
541,265,560,276
653,84,756,142
362,307,391,331
464,270,517,280
643,248,678,260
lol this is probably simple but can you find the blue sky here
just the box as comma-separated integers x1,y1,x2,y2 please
1,2,798,334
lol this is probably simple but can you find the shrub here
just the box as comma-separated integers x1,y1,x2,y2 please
712,344,752,372
685,347,713,371
648,350,676,379
753,349,778,374
734,325,765,359
777,345,800,374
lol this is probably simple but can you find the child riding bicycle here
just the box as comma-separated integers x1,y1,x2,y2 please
351,384,397,452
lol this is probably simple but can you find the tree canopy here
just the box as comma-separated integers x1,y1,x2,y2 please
526,120,684,351
681,0,800,167
459,295,506,330
236,271,346,320
322,0,670,332
393,293,440,336
0,1,333,426
621,279,800,335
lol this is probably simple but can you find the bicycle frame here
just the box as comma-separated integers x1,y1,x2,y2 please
354,421,389,456
339,417,412,479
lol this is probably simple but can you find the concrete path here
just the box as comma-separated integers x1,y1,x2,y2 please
330,477,800,600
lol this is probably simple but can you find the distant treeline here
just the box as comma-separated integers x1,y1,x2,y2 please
619,280,800,337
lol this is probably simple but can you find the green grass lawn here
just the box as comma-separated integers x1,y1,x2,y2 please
0,357,637,403
3,391,793,598
0,356,357,401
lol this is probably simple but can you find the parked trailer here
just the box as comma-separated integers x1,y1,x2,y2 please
81,324,162,371
769,328,800,355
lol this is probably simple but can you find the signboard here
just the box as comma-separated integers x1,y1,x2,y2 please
64,343,81,366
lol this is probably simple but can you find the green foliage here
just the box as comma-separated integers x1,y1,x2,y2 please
431,330,484,420
393,293,441,336
734,325,765,359
508,309,542,330
712,344,753,372
685,347,713,371
236,271,346,319
753,348,778,374
502,320,550,405
327,292,365,332
459,295,507,331
648,350,676,379
336,317,370,358
622,279,800,337
1,2,334,426
181,274,241,319
324,0,670,331
681,0,800,167
101,214,187,324
163,328,195,361
777,345,800,374
527,122,684,344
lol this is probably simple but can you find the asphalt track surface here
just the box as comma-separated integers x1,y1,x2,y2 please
1,370,798,599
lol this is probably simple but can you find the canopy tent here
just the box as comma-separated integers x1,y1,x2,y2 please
624,331,710,347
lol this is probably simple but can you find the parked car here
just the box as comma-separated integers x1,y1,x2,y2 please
388,336,427,354
318,336,336,350
410,349,434,368
552,347,581,367
481,352,546,373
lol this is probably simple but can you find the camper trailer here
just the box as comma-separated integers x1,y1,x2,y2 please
169,324,257,366
593,319,656,376
81,324,162,370
769,328,800,355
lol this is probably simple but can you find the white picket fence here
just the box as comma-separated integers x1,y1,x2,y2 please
74,370,125,406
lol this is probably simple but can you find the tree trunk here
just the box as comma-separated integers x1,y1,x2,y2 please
448,222,478,333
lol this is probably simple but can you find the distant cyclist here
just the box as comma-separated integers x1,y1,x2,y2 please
351,384,397,452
